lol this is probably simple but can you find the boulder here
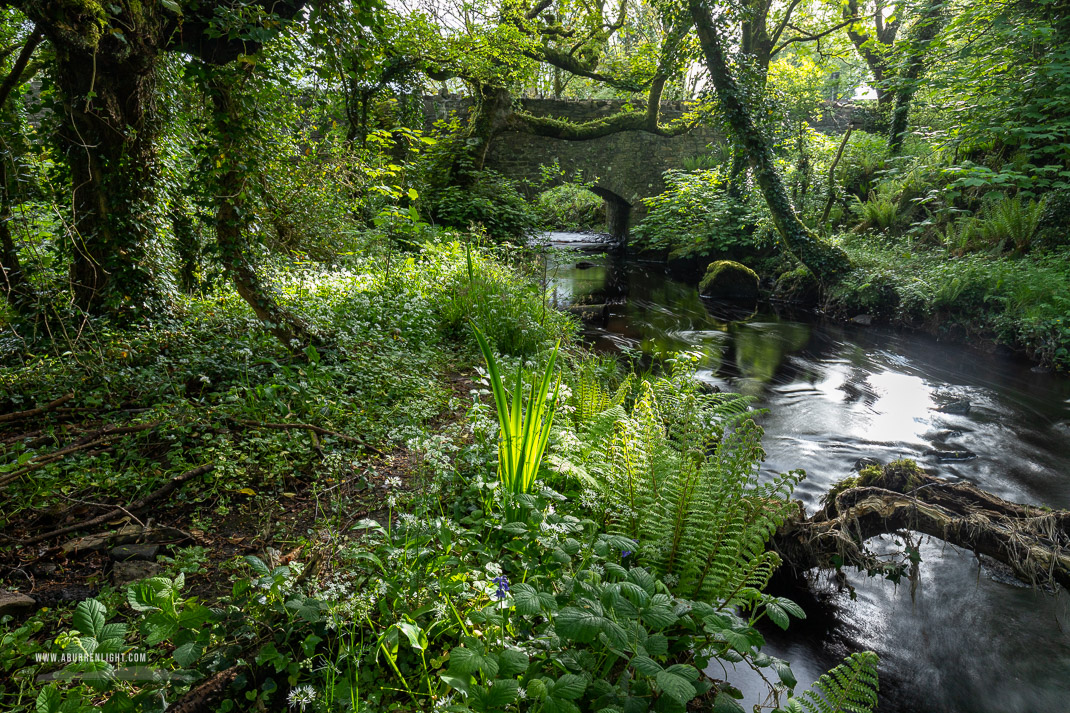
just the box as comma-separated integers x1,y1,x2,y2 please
699,260,759,301
0,591,36,616
112,561,163,585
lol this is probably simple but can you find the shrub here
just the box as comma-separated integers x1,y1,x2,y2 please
534,183,605,231
632,169,769,260
425,172,537,239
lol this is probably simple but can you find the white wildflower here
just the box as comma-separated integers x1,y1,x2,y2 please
288,684,318,711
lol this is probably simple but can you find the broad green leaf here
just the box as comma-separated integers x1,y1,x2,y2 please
556,607,603,643
655,670,696,704
498,648,529,677
553,673,587,700
73,600,106,639
630,654,663,676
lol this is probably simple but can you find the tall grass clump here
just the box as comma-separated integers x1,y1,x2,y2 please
472,324,561,508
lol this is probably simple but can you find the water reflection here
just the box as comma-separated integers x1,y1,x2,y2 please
545,235,1070,713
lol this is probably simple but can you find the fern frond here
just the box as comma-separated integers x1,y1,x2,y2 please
787,652,879,713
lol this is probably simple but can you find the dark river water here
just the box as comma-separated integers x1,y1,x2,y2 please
544,233,1070,713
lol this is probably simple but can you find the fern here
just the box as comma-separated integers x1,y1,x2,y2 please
591,360,802,605
783,652,880,713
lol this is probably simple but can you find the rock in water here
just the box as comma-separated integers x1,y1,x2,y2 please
699,261,760,301
936,399,971,415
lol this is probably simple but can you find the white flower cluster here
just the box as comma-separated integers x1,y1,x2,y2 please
287,684,317,711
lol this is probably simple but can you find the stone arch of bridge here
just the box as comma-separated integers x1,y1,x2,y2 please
586,185,632,239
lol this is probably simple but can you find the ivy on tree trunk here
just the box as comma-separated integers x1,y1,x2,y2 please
205,66,311,350
687,0,851,283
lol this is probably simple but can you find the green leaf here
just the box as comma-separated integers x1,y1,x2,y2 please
555,607,603,643
244,556,270,576
630,655,663,676
449,646,499,678
665,664,700,682
512,583,542,615
173,641,203,667
498,649,529,677
439,673,471,698
645,633,669,657
642,604,677,630
472,679,519,711
772,659,797,690
36,686,63,713
73,600,106,639
553,673,587,700
397,621,428,651
712,691,746,713
765,602,790,630
655,670,696,704
160,0,182,14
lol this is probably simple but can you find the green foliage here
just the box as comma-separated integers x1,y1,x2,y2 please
534,183,606,232
949,195,1044,255
472,324,562,502
852,193,900,233
781,652,880,713
633,169,770,260
414,119,538,240
588,360,803,603
832,235,1070,370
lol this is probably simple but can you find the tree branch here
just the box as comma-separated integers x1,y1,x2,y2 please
0,27,42,109
773,17,862,56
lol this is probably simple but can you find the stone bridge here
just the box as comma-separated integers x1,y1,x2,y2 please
423,96,855,237
424,96,720,236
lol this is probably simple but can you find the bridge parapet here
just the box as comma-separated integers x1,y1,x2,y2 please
422,96,853,237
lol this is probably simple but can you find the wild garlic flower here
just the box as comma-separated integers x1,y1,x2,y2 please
287,684,318,711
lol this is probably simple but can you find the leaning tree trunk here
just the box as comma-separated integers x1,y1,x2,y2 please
772,460,1070,591
687,0,851,283
887,0,947,155
206,68,310,349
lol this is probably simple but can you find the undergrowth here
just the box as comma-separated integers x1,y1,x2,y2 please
0,239,880,713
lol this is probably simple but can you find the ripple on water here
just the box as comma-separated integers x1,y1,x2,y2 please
548,248,1070,712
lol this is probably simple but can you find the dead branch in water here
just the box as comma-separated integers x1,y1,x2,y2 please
772,460,1070,590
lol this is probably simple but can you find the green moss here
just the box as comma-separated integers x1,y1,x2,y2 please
774,265,820,305
699,260,759,300
822,474,860,506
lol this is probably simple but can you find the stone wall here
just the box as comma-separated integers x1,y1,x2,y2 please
422,96,855,236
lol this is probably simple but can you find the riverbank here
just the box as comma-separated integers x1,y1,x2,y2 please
2,238,881,713
624,234,1070,373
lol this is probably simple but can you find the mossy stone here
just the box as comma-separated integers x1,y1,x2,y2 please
699,260,759,301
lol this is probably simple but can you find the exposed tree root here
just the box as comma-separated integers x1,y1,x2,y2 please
772,460,1070,590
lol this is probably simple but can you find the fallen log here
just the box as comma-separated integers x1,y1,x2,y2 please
772,459,1070,590
20,464,215,545
0,393,74,424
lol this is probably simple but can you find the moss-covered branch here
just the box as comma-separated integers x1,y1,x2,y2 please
774,460,1070,590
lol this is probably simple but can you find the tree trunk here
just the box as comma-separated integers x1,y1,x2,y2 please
466,84,514,172
687,0,851,283
887,0,947,155
206,68,310,349
772,460,1070,590
0,28,43,313
46,29,167,316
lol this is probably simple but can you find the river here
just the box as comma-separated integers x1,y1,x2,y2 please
543,232,1070,713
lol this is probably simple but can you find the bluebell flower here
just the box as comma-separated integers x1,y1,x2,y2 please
491,574,510,600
